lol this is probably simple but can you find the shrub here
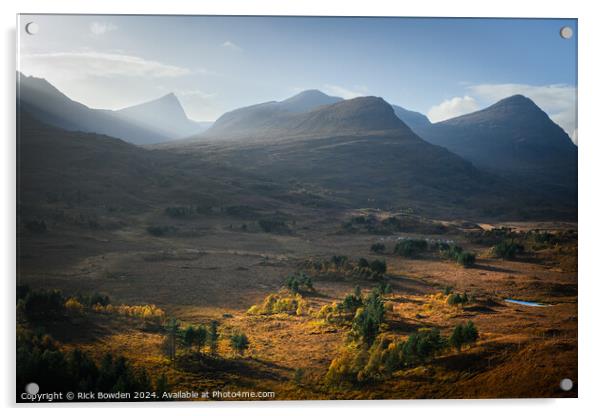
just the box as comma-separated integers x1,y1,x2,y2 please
440,244,463,260
284,272,314,294
402,328,447,365
456,251,476,267
183,325,208,352
351,291,385,346
331,255,349,268
358,258,370,268
446,292,469,306
369,259,387,275
230,332,250,356
247,292,307,316
449,321,479,351
394,239,428,258
492,240,525,259
340,286,363,313
370,243,386,254
64,297,84,314
374,281,392,296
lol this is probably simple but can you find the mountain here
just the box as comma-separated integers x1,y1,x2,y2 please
173,96,572,219
419,95,577,193
17,73,207,145
115,93,207,138
391,105,432,134
278,89,343,112
200,89,343,140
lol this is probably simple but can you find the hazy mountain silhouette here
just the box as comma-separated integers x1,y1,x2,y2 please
115,93,210,138
17,73,209,144
200,89,343,140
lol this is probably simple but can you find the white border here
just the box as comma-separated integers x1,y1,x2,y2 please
2,1,600,415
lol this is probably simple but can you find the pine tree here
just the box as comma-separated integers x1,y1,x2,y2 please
209,320,219,355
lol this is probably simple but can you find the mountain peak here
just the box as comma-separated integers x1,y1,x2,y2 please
279,89,342,113
284,89,333,100
115,92,203,138
491,94,539,110
292,96,413,135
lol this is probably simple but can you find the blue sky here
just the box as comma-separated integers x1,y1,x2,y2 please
18,15,577,139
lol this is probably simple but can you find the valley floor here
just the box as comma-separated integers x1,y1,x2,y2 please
17,211,577,400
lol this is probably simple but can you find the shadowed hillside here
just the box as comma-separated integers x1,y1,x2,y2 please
417,95,577,197
168,97,575,220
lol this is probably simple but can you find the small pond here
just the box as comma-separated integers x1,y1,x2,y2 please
504,298,549,307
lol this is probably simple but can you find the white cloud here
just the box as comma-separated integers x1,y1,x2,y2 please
90,22,117,36
322,84,369,99
427,95,480,123
221,41,241,51
20,51,192,80
468,83,577,143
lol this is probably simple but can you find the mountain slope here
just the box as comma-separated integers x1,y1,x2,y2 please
174,96,573,219
200,89,343,140
18,73,175,145
391,104,432,134
115,93,206,139
419,95,577,193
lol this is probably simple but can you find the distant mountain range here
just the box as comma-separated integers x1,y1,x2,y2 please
198,88,576,196
17,73,211,145
16,77,577,219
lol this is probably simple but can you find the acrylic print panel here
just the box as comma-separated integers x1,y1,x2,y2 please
16,15,577,402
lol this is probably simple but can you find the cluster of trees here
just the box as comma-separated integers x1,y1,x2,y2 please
247,292,307,316
318,284,390,327
393,239,476,266
492,240,525,259
17,329,169,401
229,332,250,356
351,290,386,346
17,287,65,321
303,256,387,281
446,291,470,306
467,227,518,246
357,258,387,276
449,321,479,351
183,322,249,356
394,239,429,258
165,320,221,362
16,285,165,325
284,273,314,294
326,321,479,386
437,243,476,267
183,324,208,352
342,214,448,235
